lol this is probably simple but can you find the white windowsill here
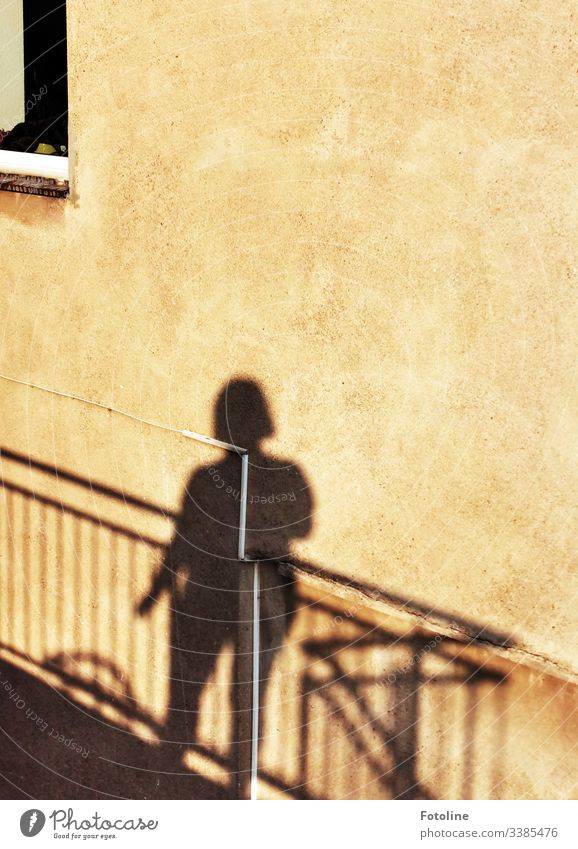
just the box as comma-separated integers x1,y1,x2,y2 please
0,149,69,198
0,148,68,181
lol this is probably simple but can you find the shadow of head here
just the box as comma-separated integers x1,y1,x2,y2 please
214,378,274,451
210,376,314,558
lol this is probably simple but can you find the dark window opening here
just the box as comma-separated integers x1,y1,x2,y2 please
1,1,68,157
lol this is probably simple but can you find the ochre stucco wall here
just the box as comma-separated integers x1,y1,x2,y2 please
0,1,576,799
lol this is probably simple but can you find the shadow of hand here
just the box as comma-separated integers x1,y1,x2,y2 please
136,593,156,617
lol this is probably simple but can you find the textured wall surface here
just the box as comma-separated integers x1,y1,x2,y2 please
0,1,576,799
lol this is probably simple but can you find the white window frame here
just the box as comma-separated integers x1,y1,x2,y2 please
0,1,69,196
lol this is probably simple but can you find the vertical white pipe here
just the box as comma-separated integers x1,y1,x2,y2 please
250,560,260,800
238,452,249,560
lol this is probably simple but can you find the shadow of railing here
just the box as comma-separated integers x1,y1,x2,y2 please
0,451,169,722
257,582,512,800
0,445,513,799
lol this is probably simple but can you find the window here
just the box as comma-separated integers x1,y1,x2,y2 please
0,1,68,197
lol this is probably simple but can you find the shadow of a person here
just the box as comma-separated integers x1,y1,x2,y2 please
138,378,313,796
